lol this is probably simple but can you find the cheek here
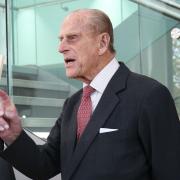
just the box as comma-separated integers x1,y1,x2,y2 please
75,44,99,70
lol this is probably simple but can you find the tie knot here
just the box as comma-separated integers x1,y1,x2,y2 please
83,86,95,97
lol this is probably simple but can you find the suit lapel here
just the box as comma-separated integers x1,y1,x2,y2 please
64,62,130,180
61,92,81,172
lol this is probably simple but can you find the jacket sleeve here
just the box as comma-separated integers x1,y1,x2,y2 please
0,157,16,180
0,113,63,180
138,84,180,179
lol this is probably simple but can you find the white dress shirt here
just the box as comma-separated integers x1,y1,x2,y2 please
83,58,120,112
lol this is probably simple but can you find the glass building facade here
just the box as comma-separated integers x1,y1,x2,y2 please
0,0,180,139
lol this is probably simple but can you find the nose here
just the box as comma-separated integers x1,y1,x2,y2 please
58,39,68,54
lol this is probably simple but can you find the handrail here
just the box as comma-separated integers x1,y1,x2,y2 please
159,0,180,9
130,0,180,21
24,127,47,142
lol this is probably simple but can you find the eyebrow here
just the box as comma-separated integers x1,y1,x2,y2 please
58,32,81,40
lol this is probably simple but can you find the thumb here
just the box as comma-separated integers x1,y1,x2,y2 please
0,90,15,110
0,90,9,102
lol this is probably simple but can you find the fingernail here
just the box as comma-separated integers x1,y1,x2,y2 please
4,124,9,129
0,126,4,131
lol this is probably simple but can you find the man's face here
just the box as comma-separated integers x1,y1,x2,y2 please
58,13,101,83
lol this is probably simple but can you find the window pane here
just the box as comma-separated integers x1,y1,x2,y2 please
0,0,8,93
10,0,180,139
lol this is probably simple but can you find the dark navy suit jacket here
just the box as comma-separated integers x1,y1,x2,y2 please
0,140,15,180
1,62,180,180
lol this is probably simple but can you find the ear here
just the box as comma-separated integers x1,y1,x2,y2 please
98,33,110,55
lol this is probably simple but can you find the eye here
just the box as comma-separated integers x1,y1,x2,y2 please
68,35,78,42
69,35,77,40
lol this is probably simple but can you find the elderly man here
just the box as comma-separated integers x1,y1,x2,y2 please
0,9,180,180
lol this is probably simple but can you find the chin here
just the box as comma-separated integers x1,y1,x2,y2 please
66,73,77,79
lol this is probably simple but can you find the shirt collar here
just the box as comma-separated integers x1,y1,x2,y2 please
83,57,120,94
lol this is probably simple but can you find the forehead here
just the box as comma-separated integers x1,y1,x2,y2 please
60,13,90,35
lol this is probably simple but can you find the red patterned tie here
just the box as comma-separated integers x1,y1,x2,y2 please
77,86,95,139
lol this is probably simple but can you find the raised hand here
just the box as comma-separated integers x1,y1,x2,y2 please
0,90,22,145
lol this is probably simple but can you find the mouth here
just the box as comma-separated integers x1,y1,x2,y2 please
65,58,76,64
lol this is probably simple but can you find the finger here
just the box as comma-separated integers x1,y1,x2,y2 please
0,107,4,116
0,90,9,101
0,90,14,108
4,101,16,114
0,90,19,123
0,117,9,132
0,90,16,113
4,109,18,120
0,90,6,113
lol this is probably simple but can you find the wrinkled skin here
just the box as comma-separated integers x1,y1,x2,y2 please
0,90,22,145
58,11,114,84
